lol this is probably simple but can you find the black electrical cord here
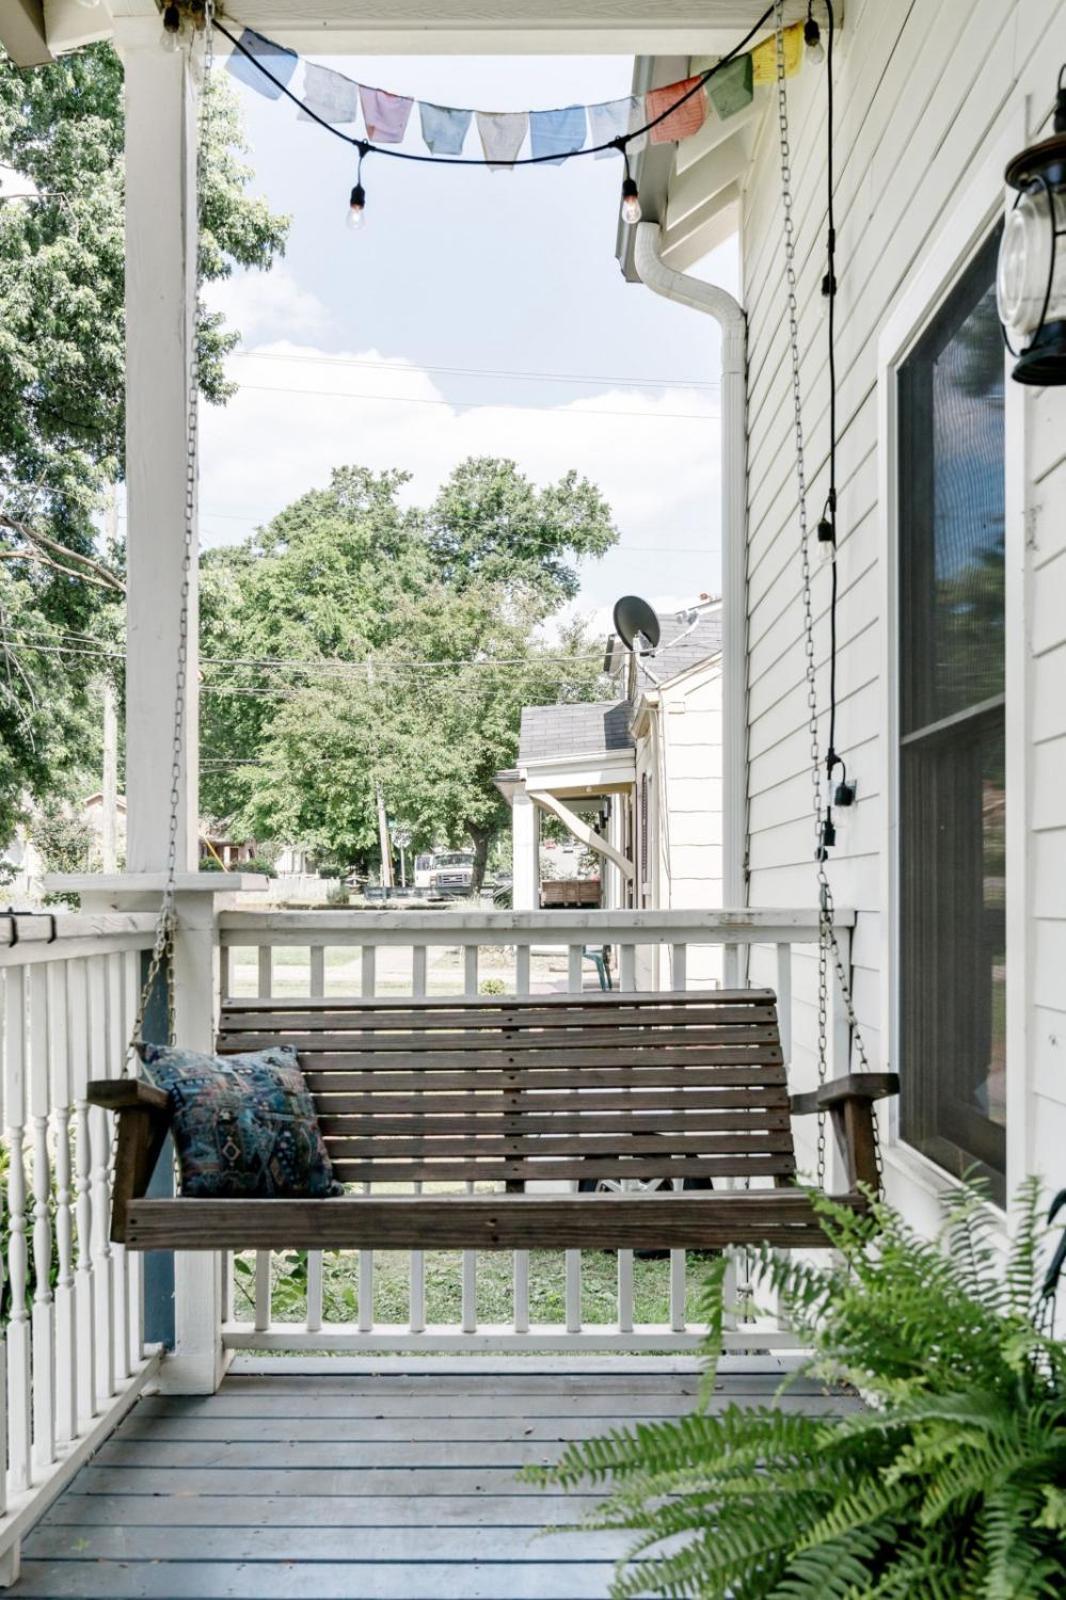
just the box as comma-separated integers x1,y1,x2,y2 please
822,0,841,791
212,7,776,168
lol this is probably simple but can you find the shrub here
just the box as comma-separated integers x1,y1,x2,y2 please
479,977,507,996
531,1179,1066,1598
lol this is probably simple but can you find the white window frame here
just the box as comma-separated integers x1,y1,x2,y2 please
877,111,1028,1211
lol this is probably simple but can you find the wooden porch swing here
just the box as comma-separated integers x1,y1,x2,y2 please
88,4,898,1262
92,989,897,1252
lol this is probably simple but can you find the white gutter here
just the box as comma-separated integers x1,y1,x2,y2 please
633,221,748,910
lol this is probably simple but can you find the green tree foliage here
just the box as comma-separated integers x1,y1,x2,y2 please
532,1179,1066,1599
200,459,616,882
0,41,288,842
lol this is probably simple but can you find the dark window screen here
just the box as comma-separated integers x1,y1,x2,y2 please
898,226,1006,1200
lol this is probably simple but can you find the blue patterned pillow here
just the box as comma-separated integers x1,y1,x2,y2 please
139,1043,342,1200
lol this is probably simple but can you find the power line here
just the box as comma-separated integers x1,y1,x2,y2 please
229,349,720,393
232,381,719,422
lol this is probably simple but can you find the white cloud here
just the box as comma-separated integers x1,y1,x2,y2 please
199,337,722,611
205,269,332,345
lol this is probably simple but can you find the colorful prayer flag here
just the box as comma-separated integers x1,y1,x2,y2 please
226,28,298,100
752,23,803,85
476,110,528,168
529,105,587,164
588,95,648,158
300,62,360,125
706,53,754,120
645,76,707,145
419,102,473,156
359,85,414,144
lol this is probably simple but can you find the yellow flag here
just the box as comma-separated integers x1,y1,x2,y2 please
751,22,803,85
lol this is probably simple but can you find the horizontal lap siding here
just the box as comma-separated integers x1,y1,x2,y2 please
737,0,1066,1186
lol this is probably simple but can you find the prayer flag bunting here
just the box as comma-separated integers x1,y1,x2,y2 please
752,22,803,85
588,95,648,158
419,102,473,155
359,85,414,144
476,110,528,168
529,105,587,164
646,76,707,145
300,62,360,126
706,53,754,120
226,28,298,100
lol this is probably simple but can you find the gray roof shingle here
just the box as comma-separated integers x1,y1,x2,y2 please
519,700,634,764
636,606,722,689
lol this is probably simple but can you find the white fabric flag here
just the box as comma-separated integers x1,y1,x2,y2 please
588,95,648,158
476,110,528,168
299,62,360,126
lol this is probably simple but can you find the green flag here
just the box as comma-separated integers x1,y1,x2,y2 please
706,53,754,121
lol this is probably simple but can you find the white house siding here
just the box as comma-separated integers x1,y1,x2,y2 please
733,0,1066,1209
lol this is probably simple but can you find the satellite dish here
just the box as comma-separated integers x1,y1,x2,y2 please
613,595,661,654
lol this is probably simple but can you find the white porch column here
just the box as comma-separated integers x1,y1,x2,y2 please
120,19,201,876
118,21,223,1394
512,789,539,911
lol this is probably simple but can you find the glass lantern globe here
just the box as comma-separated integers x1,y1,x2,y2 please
997,70,1066,384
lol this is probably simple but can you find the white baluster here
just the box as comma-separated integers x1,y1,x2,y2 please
461,946,478,1335
106,957,130,1386
409,947,426,1338
567,944,583,994
361,946,376,998
121,951,144,1372
776,943,793,1074
723,942,740,989
257,944,272,1000
309,945,325,1000
512,943,530,1335
254,1251,271,1334
29,967,55,1473
669,1180,686,1335
67,961,96,1428
564,948,583,1336
50,964,78,1448
358,944,376,1335
619,945,636,992
306,943,325,1336
671,943,687,993
87,956,114,1407
0,974,9,1517
5,968,31,1491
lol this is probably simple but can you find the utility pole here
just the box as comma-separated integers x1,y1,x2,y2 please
366,657,394,889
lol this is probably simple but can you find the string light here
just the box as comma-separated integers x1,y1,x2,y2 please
618,143,642,226
347,142,368,230
161,4,182,51
804,6,826,65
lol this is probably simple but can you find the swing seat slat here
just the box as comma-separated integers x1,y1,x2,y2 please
90,990,898,1251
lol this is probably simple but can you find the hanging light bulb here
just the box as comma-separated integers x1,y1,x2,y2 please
160,4,182,50
804,12,826,65
620,175,642,226
347,182,367,230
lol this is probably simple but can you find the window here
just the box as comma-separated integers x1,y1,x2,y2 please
897,226,1006,1201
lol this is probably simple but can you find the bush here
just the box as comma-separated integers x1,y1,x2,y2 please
531,1179,1066,1598
479,977,506,996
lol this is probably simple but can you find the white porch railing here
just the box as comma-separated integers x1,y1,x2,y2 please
218,907,855,1356
0,911,162,1584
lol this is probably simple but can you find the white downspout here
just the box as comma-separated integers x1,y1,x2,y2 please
633,221,748,915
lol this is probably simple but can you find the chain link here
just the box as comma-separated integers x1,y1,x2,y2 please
123,4,214,1074
773,2,882,1190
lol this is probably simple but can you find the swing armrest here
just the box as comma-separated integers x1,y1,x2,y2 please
87,1079,172,1244
789,1072,899,1117
87,1079,170,1114
790,1073,899,1195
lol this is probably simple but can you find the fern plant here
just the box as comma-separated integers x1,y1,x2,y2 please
529,1179,1066,1598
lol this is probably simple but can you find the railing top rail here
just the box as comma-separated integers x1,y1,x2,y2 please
219,906,854,943
0,910,158,966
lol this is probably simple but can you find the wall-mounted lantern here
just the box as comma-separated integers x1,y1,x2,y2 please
997,67,1066,385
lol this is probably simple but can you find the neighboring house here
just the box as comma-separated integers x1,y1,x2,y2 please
618,3,1066,1233
498,599,723,985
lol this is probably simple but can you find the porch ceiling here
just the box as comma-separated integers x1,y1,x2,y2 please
40,0,819,58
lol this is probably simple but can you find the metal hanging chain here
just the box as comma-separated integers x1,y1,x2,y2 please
772,1,881,1188
124,5,215,1069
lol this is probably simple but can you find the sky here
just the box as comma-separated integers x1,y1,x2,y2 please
201,47,736,640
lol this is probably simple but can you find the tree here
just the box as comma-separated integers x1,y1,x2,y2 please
200,458,618,884
0,41,289,841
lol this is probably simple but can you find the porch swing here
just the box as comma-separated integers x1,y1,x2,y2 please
91,0,898,1256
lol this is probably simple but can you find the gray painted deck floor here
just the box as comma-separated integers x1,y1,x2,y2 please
16,1363,855,1598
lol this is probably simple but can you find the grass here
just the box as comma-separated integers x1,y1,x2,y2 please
233,1246,711,1330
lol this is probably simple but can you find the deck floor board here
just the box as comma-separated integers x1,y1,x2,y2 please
17,1365,854,1599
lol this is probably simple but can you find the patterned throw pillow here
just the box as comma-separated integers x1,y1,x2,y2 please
139,1043,342,1200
